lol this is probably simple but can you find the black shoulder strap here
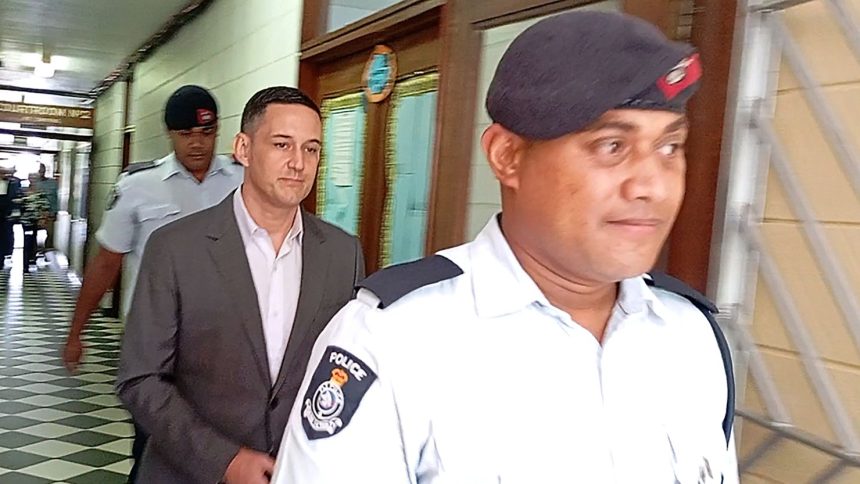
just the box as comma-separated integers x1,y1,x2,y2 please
646,272,735,445
357,255,463,309
123,159,158,175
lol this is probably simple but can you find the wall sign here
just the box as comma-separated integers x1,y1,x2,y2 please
0,102,94,129
362,45,397,103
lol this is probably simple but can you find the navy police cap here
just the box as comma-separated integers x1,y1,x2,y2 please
486,11,701,140
164,85,218,131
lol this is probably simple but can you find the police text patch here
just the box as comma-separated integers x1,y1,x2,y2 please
302,346,377,440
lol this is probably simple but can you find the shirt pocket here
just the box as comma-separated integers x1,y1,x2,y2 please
138,203,181,224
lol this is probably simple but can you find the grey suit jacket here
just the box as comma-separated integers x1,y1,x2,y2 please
116,194,364,484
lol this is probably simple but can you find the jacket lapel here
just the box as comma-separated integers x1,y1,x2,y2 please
206,193,271,387
272,211,329,393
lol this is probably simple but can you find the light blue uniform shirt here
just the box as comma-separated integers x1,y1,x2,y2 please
96,152,243,316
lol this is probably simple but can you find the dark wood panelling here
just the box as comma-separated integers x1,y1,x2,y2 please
666,0,739,292
316,26,440,98
302,0,329,43
424,0,481,253
303,1,443,62
358,100,392,274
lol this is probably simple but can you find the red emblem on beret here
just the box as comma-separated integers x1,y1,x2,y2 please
657,53,702,100
196,109,215,125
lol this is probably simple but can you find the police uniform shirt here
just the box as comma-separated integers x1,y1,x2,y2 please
96,152,243,316
273,215,738,484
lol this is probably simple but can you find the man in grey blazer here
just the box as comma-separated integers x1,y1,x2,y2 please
116,86,364,484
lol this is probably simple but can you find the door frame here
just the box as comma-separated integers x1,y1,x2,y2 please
299,1,444,273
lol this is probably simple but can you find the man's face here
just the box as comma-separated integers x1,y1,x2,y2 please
492,109,688,283
169,124,217,173
235,104,322,209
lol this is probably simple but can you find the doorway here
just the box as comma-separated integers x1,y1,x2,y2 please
301,5,443,273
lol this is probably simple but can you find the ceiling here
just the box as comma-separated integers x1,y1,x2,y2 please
0,0,190,94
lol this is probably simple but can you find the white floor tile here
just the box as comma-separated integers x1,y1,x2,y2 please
18,395,68,407
96,439,133,455
18,440,89,458
18,408,76,422
17,422,79,439
91,422,135,438
17,459,92,481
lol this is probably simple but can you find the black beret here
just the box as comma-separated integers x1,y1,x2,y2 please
164,85,218,131
486,11,701,140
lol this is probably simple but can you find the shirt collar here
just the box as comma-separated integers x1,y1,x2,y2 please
469,213,668,324
162,153,232,181
233,187,304,248
470,214,552,319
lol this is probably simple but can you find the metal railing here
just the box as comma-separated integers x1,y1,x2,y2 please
718,0,860,482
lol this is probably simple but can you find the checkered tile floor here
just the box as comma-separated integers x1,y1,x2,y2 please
1,251,133,483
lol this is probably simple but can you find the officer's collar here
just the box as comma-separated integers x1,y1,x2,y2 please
617,276,670,322
470,215,554,319
162,153,230,181
469,214,669,323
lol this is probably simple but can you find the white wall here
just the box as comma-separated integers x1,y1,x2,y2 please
464,0,621,240
88,81,126,263
130,0,304,161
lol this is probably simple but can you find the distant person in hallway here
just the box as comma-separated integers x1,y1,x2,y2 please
18,174,52,273
116,86,364,484
0,166,22,266
274,11,738,484
32,162,59,253
63,85,243,483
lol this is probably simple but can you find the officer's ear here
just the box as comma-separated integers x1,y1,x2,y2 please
232,132,251,168
482,124,528,190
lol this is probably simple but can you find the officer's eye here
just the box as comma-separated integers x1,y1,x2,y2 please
305,145,320,155
658,142,683,157
594,139,626,157
274,142,290,150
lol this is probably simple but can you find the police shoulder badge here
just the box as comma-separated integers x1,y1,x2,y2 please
106,185,120,211
302,346,377,440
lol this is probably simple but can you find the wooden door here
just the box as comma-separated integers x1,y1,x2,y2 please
303,23,441,273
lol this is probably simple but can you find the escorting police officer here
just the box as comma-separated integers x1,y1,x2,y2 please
273,11,738,484
62,85,243,482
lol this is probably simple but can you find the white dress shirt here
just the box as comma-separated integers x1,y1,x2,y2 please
233,187,303,383
274,215,738,484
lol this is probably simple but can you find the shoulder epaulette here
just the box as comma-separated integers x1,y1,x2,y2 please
646,271,734,445
357,255,463,309
122,159,158,175
646,271,717,313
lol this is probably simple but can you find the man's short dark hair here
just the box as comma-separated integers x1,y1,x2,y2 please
241,86,321,134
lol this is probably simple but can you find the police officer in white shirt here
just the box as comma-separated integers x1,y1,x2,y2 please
274,10,738,484
62,85,243,483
